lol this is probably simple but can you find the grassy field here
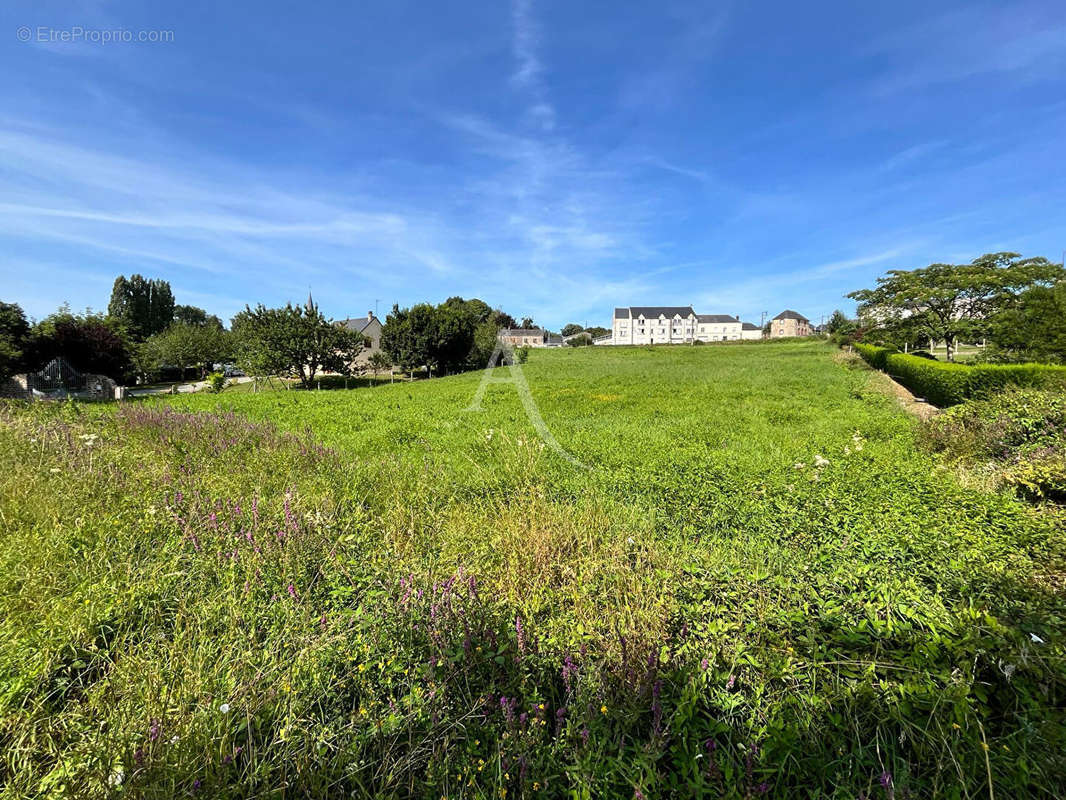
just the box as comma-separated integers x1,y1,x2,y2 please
1,340,1063,798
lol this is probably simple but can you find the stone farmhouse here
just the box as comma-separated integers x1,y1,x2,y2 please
610,307,764,345
769,310,812,338
499,328,550,347
338,311,383,364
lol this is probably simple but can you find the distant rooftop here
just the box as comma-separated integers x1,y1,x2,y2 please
614,306,696,319
339,313,380,333
499,328,546,337
697,314,739,323
773,309,810,322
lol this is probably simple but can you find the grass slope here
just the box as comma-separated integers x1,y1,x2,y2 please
1,341,1063,798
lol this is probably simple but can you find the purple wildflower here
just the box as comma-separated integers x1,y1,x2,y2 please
500,696,515,724
287,583,298,599
149,719,161,742
726,674,736,690
562,654,578,694
651,679,663,735
880,771,892,789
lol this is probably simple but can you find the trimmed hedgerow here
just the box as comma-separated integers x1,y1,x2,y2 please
853,343,895,370
884,353,1066,406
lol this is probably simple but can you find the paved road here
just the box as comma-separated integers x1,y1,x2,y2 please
128,376,253,397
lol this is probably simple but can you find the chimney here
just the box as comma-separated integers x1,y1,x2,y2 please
367,311,374,320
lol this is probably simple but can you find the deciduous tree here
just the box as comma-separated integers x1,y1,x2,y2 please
847,253,1063,360
230,302,364,388
108,275,176,340
141,322,233,379
30,307,133,380
0,302,31,379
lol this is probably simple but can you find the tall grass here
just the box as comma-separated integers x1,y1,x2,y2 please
1,341,1063,798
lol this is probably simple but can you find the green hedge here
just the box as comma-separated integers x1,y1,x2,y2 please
884,353,1066,406
853,343,895,370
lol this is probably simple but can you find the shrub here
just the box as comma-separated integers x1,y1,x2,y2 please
853,343,895,370
207,371,227,393
514,346,530,364
924,388,1066,501
886,354,1066,406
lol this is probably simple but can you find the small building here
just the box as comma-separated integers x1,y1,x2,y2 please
499,328,548,347
696,314,742,342
770,310,812,338
339,311,384,364
740,322,763,340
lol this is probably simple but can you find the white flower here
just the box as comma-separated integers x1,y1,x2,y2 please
813,454,829,468
792,462,805,470
219,702,231,713
169,735,180,744
49,468,60,474
626,536,635,545
1030,633,1045,644
108,769,124,786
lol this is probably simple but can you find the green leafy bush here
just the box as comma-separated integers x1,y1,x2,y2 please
853,342,895,370
206,371,226,393
925,388,1066,501
886,353,1066,406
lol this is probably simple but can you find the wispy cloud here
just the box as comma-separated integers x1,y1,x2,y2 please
510,0,555,130
865,5,1066,94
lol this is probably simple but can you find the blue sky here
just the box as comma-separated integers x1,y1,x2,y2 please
1,0,1065,329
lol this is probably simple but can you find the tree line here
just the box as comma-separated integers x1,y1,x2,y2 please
829,252,1066,363
1,276,544,388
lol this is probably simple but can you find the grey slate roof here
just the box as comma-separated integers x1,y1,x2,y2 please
339,316,380,333
613,307,630,319
773,309,810,322
697,314,739,323
500,328,546,337
622,306,696,319
741,322,761,331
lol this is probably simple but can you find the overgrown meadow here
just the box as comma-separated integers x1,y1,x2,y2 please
1,341,1063,798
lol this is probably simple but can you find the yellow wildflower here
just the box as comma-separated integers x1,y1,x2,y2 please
600,705,607,714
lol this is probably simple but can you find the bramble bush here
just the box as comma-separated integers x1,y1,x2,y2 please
925,388,1066,502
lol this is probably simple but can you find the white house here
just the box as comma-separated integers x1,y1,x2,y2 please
741,322,763,340
696,314,742,341
611,307,764,344
612,307,697,345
